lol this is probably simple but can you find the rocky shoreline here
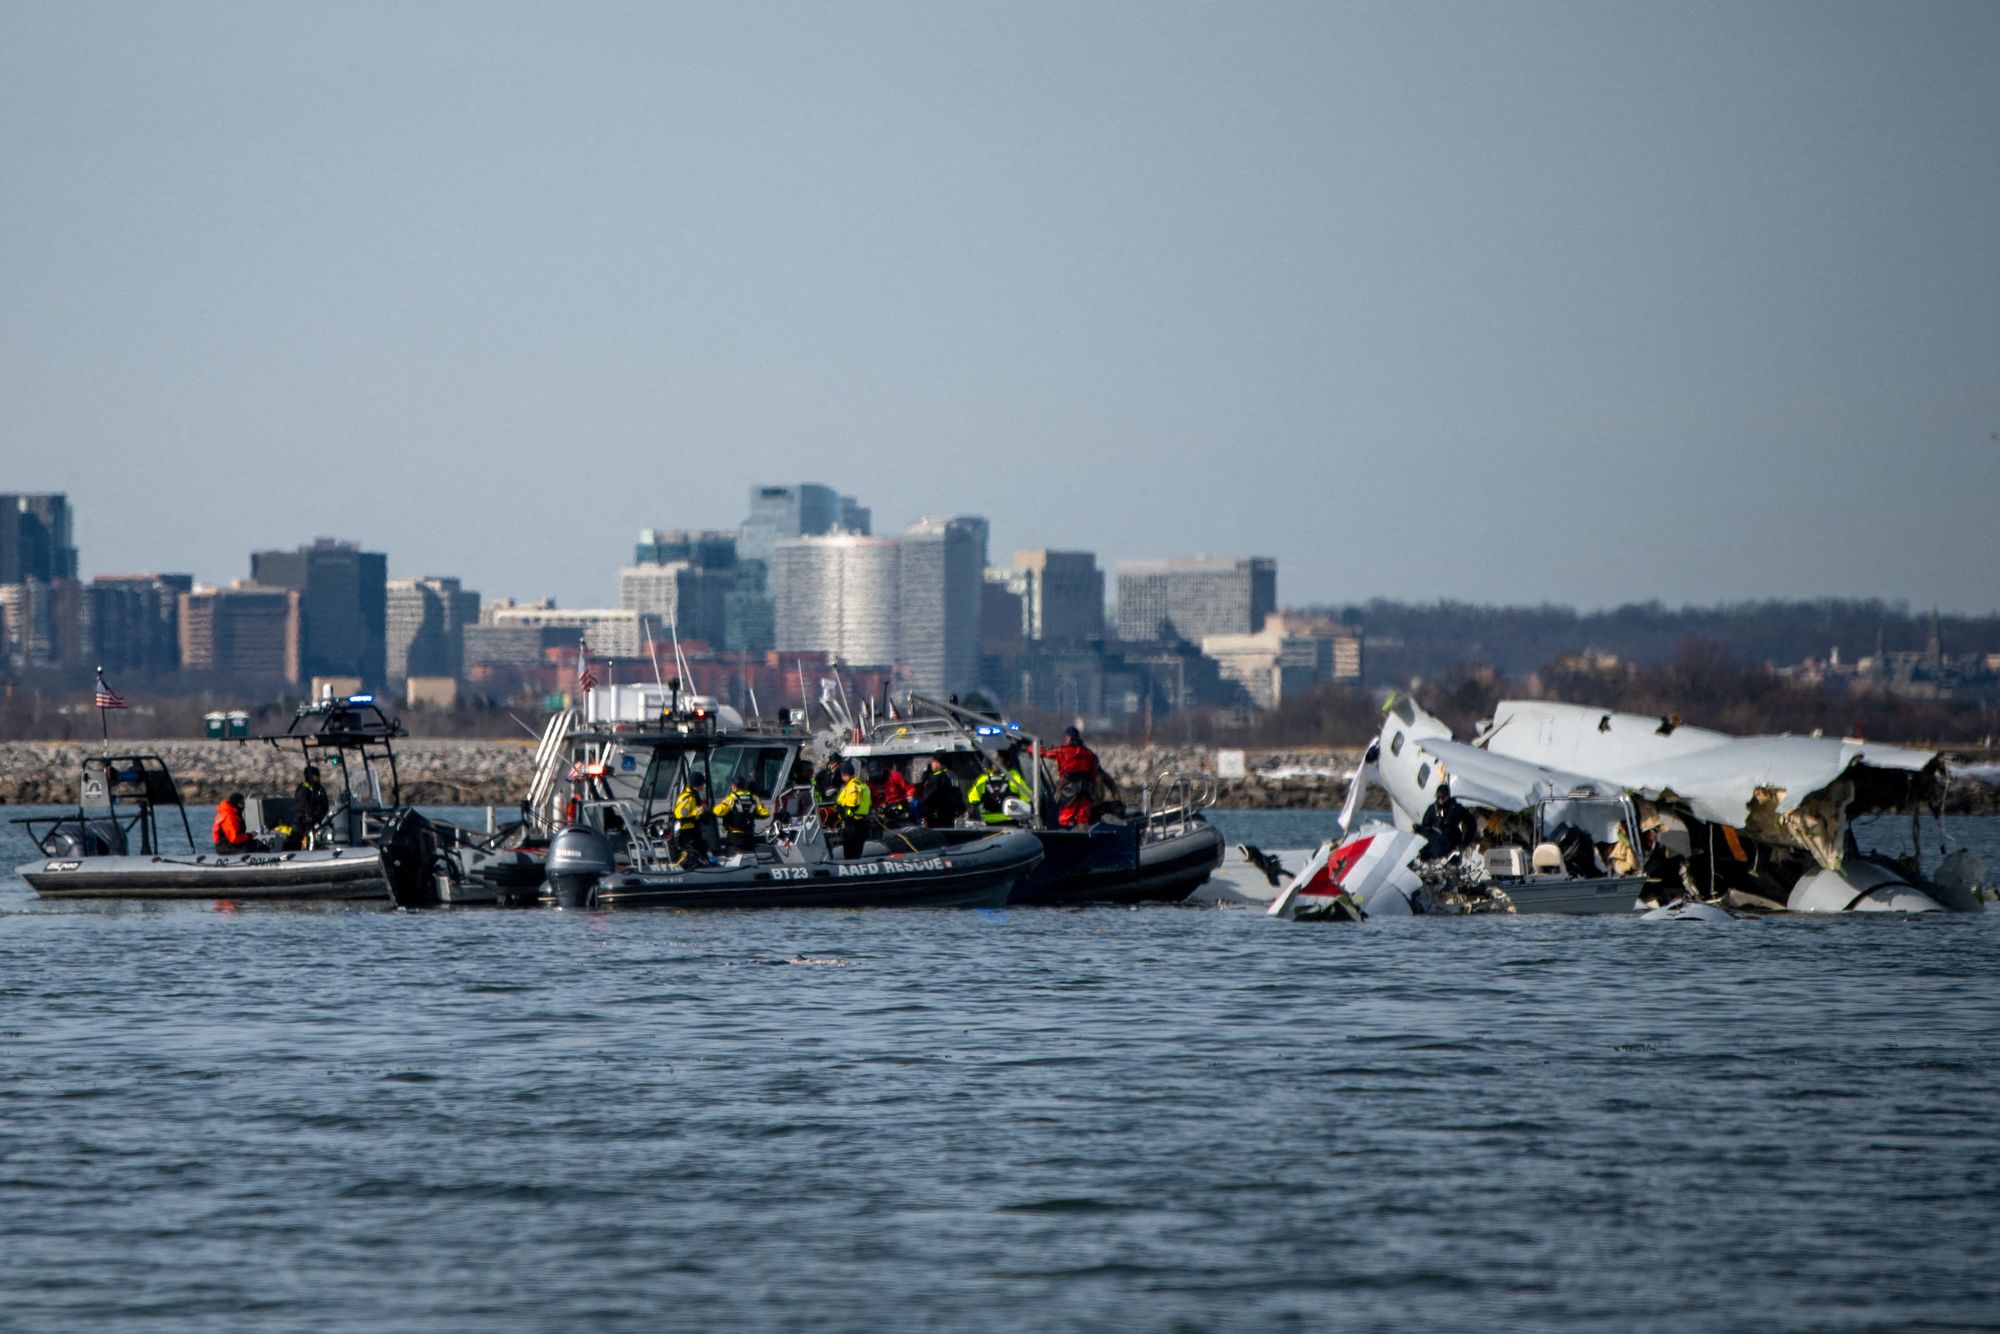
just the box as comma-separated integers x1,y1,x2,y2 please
0,739,1994,814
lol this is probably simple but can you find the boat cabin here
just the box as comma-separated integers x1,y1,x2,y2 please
242,692,407,847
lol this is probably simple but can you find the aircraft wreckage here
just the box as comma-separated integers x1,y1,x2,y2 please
1268,696,1985,921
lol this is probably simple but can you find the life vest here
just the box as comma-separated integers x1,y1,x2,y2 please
717,789,764,838
972,770,1024,821
836,777,872,820
212,802,247,848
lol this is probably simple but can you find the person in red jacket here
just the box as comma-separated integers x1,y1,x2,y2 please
877,762,916,825
213,792,256,854
1044,726,1101,827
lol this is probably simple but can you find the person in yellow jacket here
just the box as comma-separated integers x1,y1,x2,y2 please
712,776,772,853
834,761,872,858
967,755,1033,825
671,773,711,866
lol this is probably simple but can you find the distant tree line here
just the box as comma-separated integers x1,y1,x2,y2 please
1174,640,1996,750
1303,598,2000,683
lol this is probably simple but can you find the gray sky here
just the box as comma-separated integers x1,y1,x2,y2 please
4,1,1996,613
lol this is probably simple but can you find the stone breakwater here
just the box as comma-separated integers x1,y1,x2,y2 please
0,740,541,807
1,740,1994,814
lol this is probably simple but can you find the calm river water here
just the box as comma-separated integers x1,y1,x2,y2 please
2,807,1997,1330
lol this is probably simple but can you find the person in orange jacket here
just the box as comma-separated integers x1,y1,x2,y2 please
213,792,256,854
1044,726,1102,827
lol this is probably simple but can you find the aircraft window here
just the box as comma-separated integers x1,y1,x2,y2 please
1392,697,1416,725
1390,731,1405,757
1417,763,1432,789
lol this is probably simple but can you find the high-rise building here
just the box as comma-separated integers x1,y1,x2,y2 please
619,564,732,648
0,578,84,670
623,528,737,648
89,573,192,675
1115,556,1277,643
981,574,1025,654
250,538,388,687
0,494,78,584
1011,549,1105,643
486,605,644,660
386,576,480,682
735,485,870,655
178,583,301,683
738,485,858,565
633,528,738,568
772,533,901,667
723,562,776,655
899,516,987,697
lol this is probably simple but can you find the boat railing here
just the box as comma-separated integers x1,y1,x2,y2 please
525,709,580,831
770,784,826,856
1140,769,1219,836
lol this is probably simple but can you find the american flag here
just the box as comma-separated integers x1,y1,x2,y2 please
94,672,127,711
576,643,597,694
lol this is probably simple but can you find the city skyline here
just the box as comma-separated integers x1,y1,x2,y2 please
3,5,1994,615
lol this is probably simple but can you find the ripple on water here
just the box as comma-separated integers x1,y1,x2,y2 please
1,812,1999,1327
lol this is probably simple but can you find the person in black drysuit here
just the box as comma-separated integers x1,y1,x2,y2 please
1416,783,1479,859
917,752,968,828
287,764,330,850
813,755,847,805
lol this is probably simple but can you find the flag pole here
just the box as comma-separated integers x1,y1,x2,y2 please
95,665,109,757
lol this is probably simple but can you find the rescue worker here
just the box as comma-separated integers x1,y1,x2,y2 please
288,764,329,850
1607,824,1639,877
1415,783,1478,858
876,761,916,826
813,754,847,805
1043,725,1101,827
1638,824,1693,906
967,754,1034,826
712,776,771,854
670,773,712,867
917,752,967,828
213,792,256,854
834,762,872,859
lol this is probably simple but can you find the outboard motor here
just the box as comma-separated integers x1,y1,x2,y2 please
546,825,614,909
39,818,128,858
380,808,444,909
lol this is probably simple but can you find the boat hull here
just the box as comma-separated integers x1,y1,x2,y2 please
16,847,388,900
1496,873,1646,915
1009,820,1225,906
587,829,1041,911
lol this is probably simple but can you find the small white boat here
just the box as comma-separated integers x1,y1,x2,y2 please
13,752,389,901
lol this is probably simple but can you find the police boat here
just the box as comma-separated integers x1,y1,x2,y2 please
13,752,388,900
833,693,1224,906
530,698,1042,911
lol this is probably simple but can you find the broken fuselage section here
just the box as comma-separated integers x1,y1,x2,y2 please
1476,700,1970,913
1272,695,1975,920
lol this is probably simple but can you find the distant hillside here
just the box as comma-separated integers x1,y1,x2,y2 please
1300,598,2000,683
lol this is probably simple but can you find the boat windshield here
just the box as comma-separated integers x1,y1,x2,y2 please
637,743,795,804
